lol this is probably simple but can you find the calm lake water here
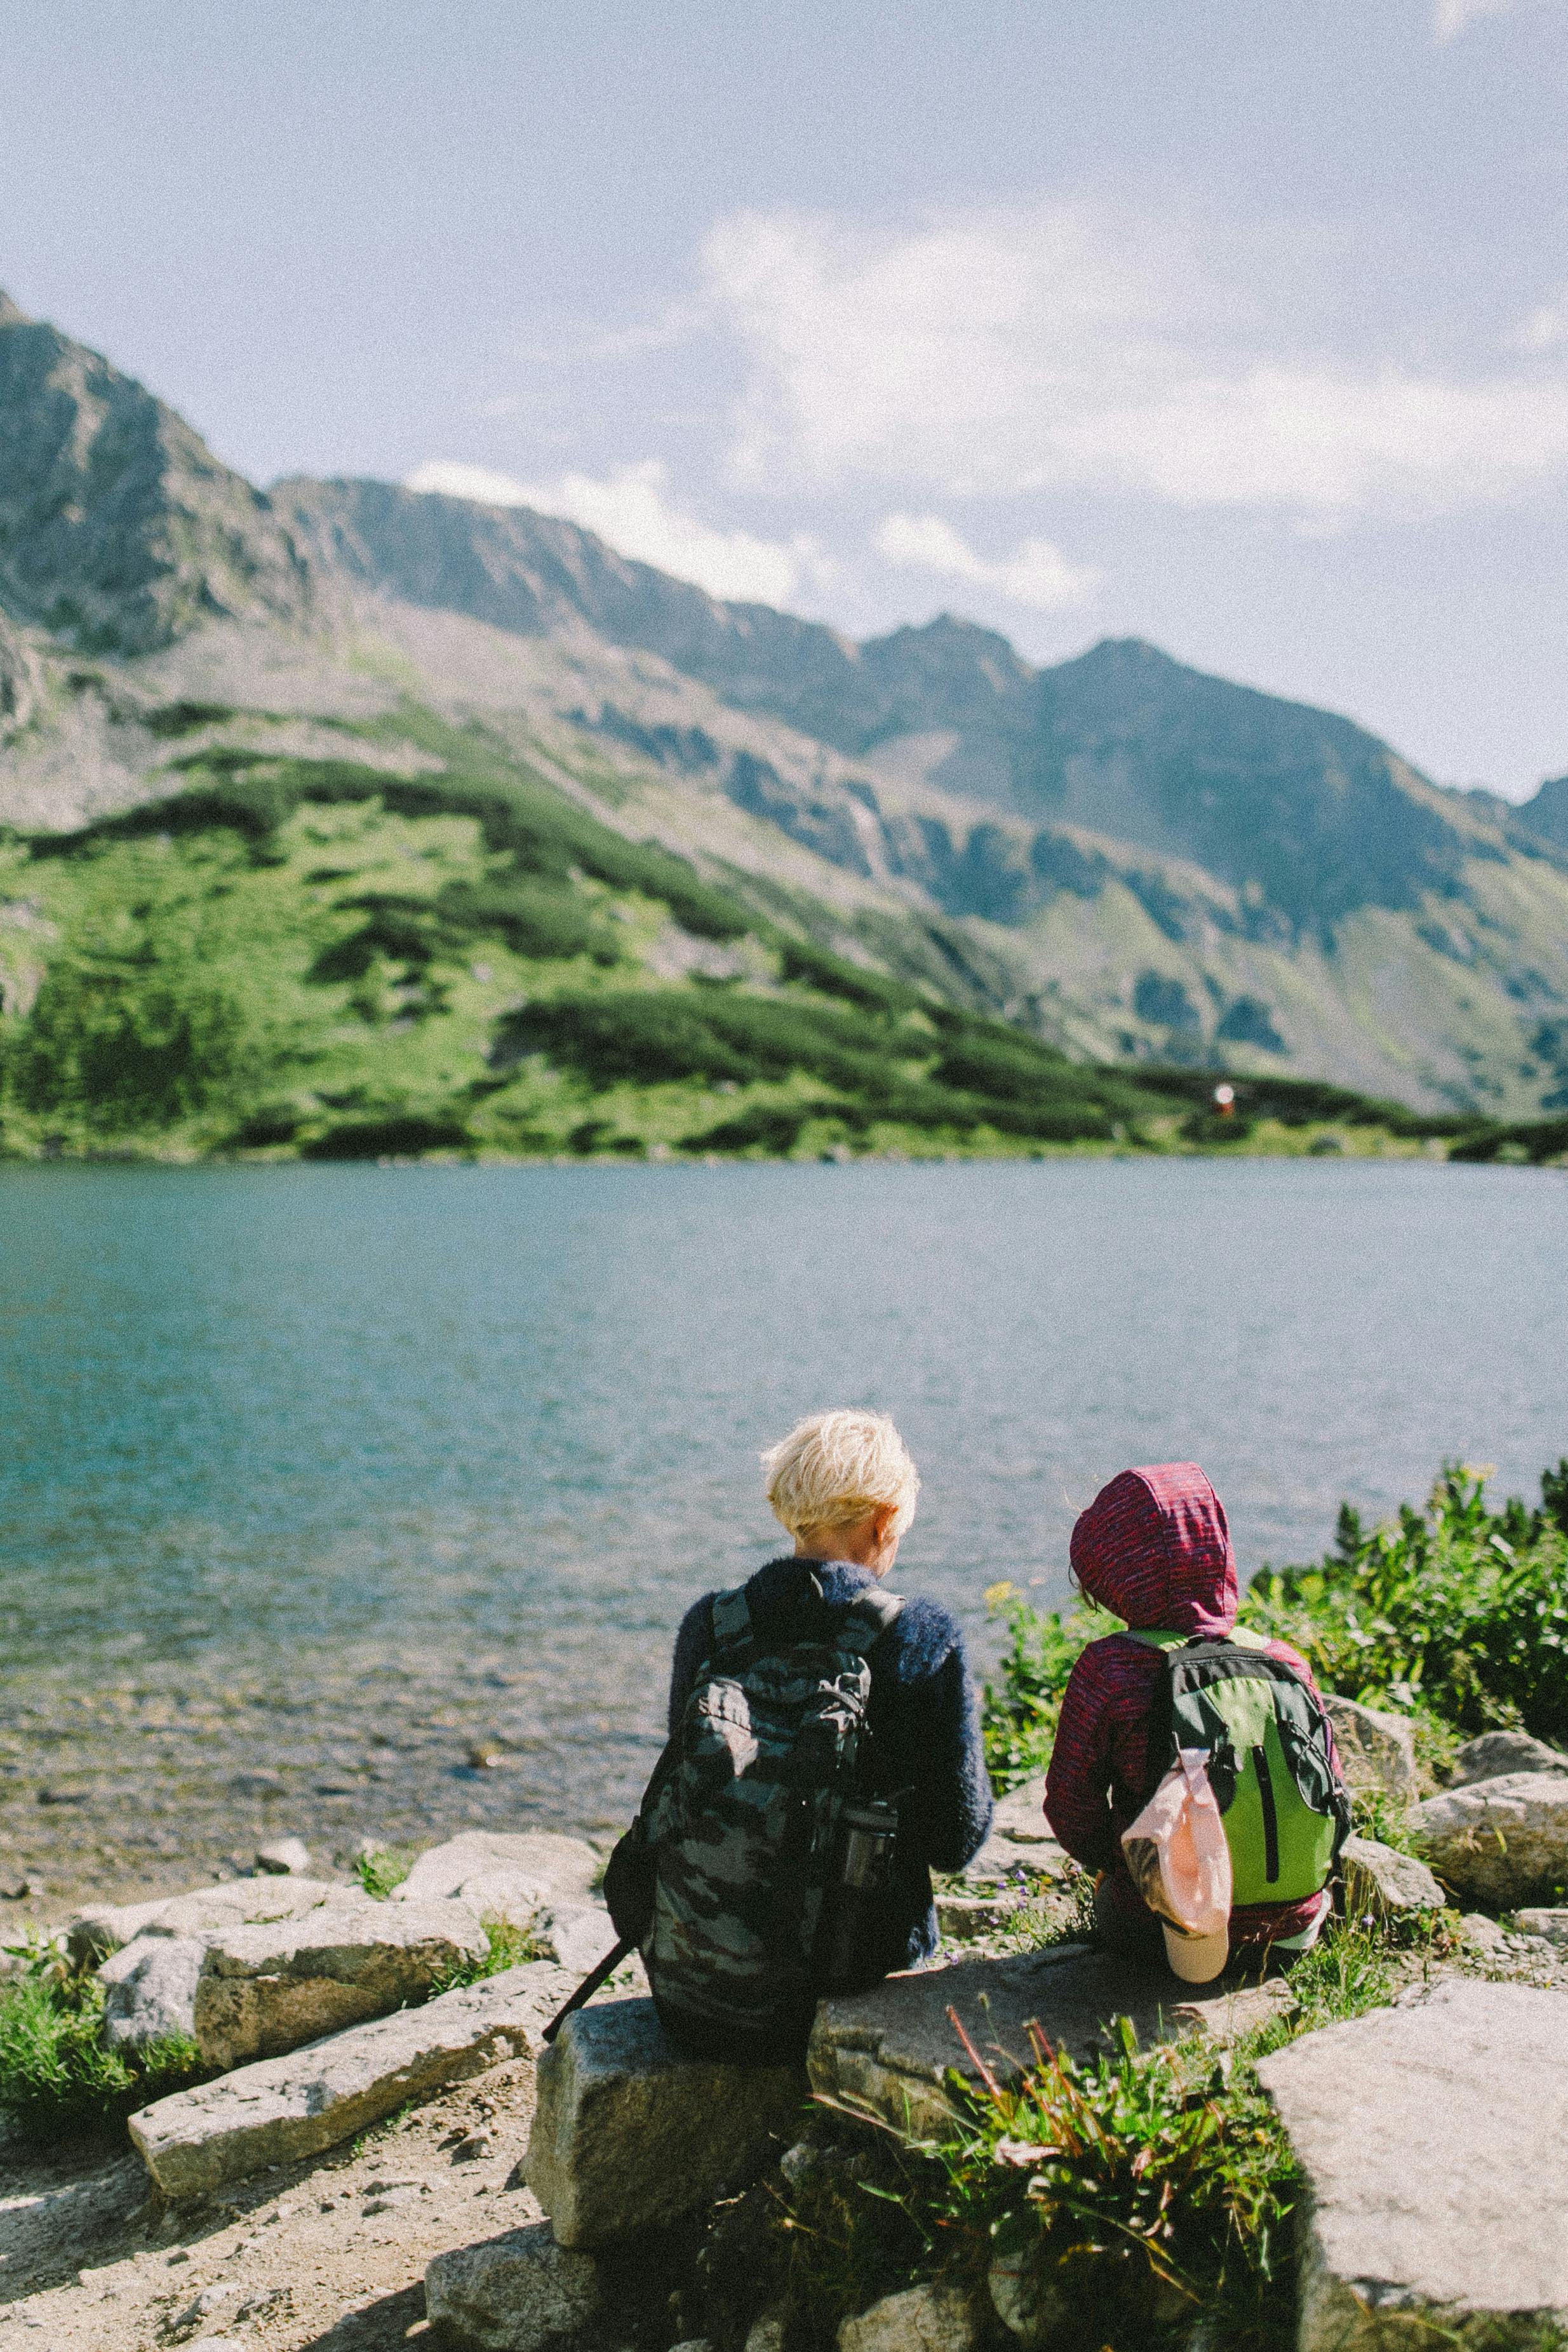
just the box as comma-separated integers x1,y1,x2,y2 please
2,1159,1565,1903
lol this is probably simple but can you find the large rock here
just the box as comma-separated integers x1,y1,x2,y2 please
394,1830,601,1919
130,1959,575,2197
535,1904,621,1975
424,2221,606,2352
1448,1730,1568,1787
960,1776,1069,1889
1405,1772,1568,1907
524,1997,807,2246
1320,1695,1419,1799
99,1935,208,2052
1257,1979,1568,2348
808,1947,1294,2135
68,1876,342,1966
838,2280,982,2352
1338,1836,1446,1925
189,1895,488,2069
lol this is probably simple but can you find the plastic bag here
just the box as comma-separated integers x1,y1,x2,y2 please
1120,1747,1232,1937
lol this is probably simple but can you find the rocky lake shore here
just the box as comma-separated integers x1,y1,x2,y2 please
6,1707,1568,2350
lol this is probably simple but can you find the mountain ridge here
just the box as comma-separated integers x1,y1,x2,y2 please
3,292,1568,1120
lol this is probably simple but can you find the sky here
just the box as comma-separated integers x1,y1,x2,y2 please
3,1,1568,796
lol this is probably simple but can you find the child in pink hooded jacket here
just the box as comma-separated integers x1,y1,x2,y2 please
1044,1462,1339,1966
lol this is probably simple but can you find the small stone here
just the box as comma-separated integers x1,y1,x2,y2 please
229,1770,283,1798
99,1933,210,2051
1257,1979,1568,2346
524,1997,807,2246
1448,1731,1567,1787
130,1960,575,2196
937,1893,1026,1939
1406,1772,1568,1907
1511,1908,1568,1947
424,2221,606,2352
1320,1695,1419,1798
1459,1912,1509,1955
0,1876,30,1900
744,2315,786,2352
989,2252,1071,2347
255,1836,312,1875
1338,1836,1446,1923
466,1739,513,1770
536,1904,620,1974
839,2279,982,2352
451,2128,495,2162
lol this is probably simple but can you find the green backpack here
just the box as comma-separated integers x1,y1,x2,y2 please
1131,1628,1351,1904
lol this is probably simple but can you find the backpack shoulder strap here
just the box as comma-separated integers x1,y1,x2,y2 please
838,1585,906,1659
707,1585,754,1656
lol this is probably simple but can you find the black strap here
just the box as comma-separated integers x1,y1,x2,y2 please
837,1586,906,1658
709,1585,753,1653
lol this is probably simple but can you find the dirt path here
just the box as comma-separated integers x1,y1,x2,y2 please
0,2055,549,2350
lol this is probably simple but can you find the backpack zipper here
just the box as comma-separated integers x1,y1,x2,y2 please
1252,1744,1280,1883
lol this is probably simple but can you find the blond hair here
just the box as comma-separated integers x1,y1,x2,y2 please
761,1409,920,1542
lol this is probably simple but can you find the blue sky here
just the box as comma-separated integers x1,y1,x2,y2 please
3,1,1567,795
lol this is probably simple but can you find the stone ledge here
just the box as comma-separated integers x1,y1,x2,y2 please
130,1959,575,2198
525,1997,807,2247
1258,1978,1568,2349
808,1946,1294,2135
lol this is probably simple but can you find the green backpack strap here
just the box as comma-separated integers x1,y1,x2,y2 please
1125,1625,1271,1652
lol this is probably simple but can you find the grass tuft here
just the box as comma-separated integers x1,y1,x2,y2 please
0,1935,208,2142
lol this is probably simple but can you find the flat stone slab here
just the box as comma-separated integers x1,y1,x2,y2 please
1257,1979,1568,2348
808,1946,1294,2134
960,1775,1069,1889
68,1876,343,1965
1320,1695,1419,1798
1512,1907,1568,1946
190,1894,488,2068
394,1831,602,1918
1406,1771,1568,1907
426,2220,606,2352
525,1996,807,2246
130,1959,575,2198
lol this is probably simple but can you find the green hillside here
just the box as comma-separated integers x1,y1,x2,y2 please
0,716,1489,1164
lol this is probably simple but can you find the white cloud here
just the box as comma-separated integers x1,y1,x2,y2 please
875,511,1096,610
700,203,1568,519
403,457,831,606
1433,0,1518,39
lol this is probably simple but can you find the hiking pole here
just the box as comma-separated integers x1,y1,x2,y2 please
540,1935,636,2044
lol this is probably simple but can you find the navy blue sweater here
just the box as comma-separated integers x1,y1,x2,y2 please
668,1556,994,1971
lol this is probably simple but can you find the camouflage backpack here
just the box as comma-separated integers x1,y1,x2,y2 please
641,1578,905,2046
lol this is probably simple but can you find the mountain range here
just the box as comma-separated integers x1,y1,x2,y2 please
3,286,1567,1128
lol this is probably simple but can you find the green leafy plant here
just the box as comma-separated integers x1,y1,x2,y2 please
353,1845,413,1899
981,1582,1120,1789
1241,1462,1568,1744
0,1935,206,2141
428,1915,548,1996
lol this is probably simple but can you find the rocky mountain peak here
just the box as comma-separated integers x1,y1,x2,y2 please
0,307,310,654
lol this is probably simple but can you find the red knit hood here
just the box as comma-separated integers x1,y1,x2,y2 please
1069,1463,1237,1635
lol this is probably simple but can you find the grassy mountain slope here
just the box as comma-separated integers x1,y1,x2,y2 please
0,714,1473,1163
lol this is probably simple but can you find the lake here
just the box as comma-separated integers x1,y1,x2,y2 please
1,1157,1565,1907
